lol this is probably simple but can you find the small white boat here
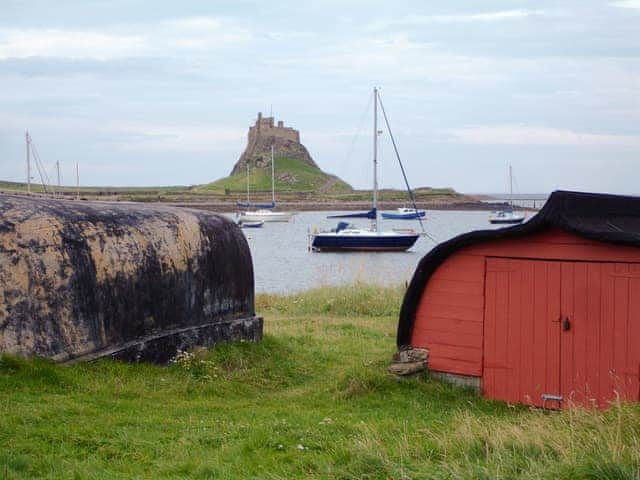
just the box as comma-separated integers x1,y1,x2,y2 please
238,145,294,223
238,220,264,228
490,165,525,225
489,209,525,224
238,210,294,223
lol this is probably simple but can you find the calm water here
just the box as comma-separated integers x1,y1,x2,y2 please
225,210,521,294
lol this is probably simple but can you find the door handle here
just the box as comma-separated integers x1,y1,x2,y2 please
562,317,571,331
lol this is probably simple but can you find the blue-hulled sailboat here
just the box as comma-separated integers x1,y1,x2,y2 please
310,88,421,252
381,207,426,220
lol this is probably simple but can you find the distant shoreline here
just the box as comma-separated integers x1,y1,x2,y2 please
0,186,538,212
171,200,526,213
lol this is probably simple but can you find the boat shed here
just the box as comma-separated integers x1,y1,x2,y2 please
397,191,640,409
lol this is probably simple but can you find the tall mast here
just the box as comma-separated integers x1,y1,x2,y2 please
509,164,513,207
56,160,61,188
271,144,275,204
246,164,250,204
372,87,378,232
26,131,31,194
76,162,80,200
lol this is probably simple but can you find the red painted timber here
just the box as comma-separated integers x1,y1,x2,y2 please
483,258,561,407
411,253,485,376
410,228,640,407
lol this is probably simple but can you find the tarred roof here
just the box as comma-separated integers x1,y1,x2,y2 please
397,190,640,347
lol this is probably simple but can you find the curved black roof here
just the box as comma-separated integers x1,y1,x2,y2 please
397,190,640,347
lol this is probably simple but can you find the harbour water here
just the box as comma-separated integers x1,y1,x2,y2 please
227,209,526,294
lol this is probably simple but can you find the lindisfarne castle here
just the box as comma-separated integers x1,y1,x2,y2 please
230,112,318,175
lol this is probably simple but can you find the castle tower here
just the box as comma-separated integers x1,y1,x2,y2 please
230,112,316,176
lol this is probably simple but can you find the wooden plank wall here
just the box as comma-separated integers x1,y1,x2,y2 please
410,228,640,378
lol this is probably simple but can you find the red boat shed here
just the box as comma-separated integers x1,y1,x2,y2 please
397,191,640,409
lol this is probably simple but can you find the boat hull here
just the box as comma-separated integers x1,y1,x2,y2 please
381,211,426,220
239,221,264,228
489,218,525,224
311,233,419,252
238,212,294,223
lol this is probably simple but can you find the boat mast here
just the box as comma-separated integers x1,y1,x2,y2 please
246,164,250,204
26,131,31,194
372,87,378,232
509,164,513,207
271,144,275,205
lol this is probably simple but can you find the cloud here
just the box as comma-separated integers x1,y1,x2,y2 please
609,0,640,9
448,125,640,147
0,29,145,60
269,34,507,85
0,17,252,60
368,9,546,30
109,121,246,153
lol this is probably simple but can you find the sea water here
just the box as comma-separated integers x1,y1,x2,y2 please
227,209,517,294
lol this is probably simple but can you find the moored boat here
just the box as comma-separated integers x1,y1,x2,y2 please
238,210,294,223
489,209,525,224
489,165,525,225
310,88,421,253
237,145,295,223
238,220,265,228
381,207,426,220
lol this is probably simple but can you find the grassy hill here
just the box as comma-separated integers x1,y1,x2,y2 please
200,157,352,194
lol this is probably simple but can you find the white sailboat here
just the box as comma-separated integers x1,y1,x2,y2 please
237,145,295,223
489,164,525,224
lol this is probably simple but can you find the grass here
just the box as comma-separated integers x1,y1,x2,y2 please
201,157,353,194
1,283,638,479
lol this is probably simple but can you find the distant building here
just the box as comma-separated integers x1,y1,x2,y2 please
231,112,317,176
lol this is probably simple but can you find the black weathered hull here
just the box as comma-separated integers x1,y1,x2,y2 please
0,194,262,363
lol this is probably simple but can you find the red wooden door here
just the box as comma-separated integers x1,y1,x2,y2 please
483,258,640,408
483,258,562,407
560,262,640,408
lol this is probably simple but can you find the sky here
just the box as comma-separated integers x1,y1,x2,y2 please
0,0,638,194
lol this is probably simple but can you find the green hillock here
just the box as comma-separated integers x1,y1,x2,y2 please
200,157,352,194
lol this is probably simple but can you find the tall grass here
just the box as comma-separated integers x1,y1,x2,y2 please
256,282,405,317
0,283,639,479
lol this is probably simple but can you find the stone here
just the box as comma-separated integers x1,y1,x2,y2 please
388,347,429,376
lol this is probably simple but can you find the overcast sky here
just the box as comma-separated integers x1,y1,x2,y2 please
0,1,638,193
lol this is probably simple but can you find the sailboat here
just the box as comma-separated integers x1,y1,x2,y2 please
489,164,525,224
237,146,295,223
310,88,420,252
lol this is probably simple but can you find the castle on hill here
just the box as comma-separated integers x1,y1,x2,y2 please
230,112,318,176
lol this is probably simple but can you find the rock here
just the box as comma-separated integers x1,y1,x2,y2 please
231,112,317,175
388,361,426,376
388,348,429,376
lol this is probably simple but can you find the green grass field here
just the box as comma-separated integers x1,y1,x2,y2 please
1,284,638,479
201,157,352,194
